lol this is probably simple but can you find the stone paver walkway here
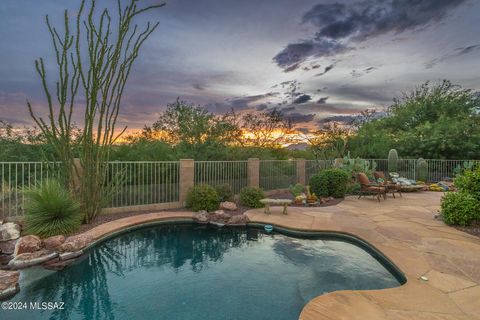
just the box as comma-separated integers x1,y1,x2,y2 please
245,192,480,320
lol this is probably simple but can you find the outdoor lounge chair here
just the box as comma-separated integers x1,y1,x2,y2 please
357,172,386,201
373,171,386,181
374,171,402,198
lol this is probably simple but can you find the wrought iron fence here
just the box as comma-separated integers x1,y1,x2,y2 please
106,161,180,208
305,158,480,182
2,158,479,218
305,159,335,182
194,161,248,194
0,162,63,218
259,160,297,191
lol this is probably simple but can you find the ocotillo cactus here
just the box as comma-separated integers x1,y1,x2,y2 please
388,149,399,173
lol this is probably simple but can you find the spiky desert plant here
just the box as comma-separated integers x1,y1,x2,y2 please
388,149,399,173
416,158,428,182
27,0,165,223
24,179,82,238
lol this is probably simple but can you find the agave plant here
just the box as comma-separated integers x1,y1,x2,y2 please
23,179,83,238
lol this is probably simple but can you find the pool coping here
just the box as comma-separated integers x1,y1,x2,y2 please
10,192,480,319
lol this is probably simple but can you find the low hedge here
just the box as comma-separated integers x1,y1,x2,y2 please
186,184,219,212
239,186,265,208
309,168,351,198
441,192,480,226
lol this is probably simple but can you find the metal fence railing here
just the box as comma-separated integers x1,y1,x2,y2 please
260,160,297,191
194,161,248,195
305,159,480,182
1,162,63,218
305,159,335,182
2,159,479,218
106,161,180,208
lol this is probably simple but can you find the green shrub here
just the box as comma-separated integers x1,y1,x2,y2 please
346,183,361,195
454,167,480,198
239,186,265,208
309,168,350,198
24,179,82,238
309,174,329,197
441,192,480,226
186,184,219,212
215,184,233,202
289,183,304,197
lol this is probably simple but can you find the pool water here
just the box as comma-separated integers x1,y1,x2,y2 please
3,224,402,320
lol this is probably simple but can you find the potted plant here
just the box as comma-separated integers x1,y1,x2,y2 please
295,194,306,205
306,186,318,205
289,183,305,204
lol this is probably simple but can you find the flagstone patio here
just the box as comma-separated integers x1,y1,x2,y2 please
245,192,480,320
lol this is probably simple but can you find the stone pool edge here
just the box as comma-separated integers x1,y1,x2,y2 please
6,209,410,319
5,193,480,320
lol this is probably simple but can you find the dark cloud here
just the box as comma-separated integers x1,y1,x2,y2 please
295,127,311,134
318,115,356,125
273,39,346,71
256,104,268,111
425,44,480,68
282,106,296,112
350,66,378,78
193,83,205,90
293,94,312,104
273,0,467,70
314,64,334,77
227,92,278,108
285,112,315,123
317,96,329,104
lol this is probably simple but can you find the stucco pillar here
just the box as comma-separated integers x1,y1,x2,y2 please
296,158,306,185
247,158,260,188
179,159,195,206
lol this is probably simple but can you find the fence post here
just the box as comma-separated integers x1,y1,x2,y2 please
179,159,195,206
296,158,306,185
247,158,260,188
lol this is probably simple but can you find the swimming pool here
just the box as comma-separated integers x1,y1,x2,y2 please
3,224,403,320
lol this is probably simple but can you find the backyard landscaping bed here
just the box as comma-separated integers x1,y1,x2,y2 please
73,195,342,235
455,222,480,238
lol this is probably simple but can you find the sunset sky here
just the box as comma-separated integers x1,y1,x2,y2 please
1,0,479,133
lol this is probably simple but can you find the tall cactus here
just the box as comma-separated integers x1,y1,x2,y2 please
388,149,399,173
416,158,428,182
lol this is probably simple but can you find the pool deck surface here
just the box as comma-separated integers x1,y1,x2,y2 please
75,192,480,320
245,193,480,320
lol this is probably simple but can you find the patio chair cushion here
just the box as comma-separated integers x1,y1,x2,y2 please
367,186,385,192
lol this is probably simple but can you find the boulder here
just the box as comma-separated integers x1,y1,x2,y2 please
0,223,21,242
8,249,58,269
211,210,232,221
14,235,42,256
194,211,209,224
220,201,237,211
0,239,16,255
0,254,13,266
59,234,94,253
0,270,19,300
227,214,249,226
43,235,66,251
